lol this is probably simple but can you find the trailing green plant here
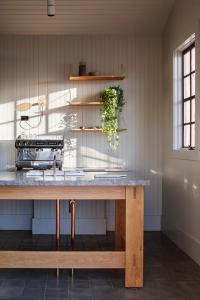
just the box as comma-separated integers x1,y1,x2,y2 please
100,86,125,150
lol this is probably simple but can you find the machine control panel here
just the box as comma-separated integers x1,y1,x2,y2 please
15,135,64,149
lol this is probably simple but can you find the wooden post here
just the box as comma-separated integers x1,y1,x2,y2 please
115,200,125,250
125,186,144,287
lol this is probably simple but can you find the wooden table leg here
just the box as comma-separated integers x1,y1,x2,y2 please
115,200,125,250
56,199,60,250
125,186,144,287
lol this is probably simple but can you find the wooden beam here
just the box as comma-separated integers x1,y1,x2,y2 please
0,186,125,200
0,251,125,269
125,186,144,287
115,200,125,250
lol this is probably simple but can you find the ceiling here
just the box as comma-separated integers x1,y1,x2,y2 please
0,0,175,35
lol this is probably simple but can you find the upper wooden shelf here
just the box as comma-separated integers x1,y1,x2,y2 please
68,101,103,106
69,75,125,81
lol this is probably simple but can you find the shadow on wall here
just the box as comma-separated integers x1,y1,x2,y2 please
0,85,125,170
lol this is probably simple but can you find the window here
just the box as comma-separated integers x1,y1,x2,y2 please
173,34,196,153
182,43,195,149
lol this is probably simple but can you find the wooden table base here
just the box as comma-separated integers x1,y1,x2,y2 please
0,185,144,288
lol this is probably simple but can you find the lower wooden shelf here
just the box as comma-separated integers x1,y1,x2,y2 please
0,251,125,269
70,128,127,132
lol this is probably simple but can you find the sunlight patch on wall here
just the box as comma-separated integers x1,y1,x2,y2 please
16,94,46,108
49,88,77,110
16,95,47,136
48,112,65,133
60,112,78,131
16,115,46,136
79,146,124,168
150,169,163,176
192,184,199,200
63,138,77,169
0,101,15,140
0,123,14,140
184,178,188,190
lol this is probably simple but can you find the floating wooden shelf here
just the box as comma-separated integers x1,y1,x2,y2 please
68,101,103,106
69,75,125,81
71,128,127,132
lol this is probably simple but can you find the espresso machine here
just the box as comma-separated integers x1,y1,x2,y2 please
15,135,64,171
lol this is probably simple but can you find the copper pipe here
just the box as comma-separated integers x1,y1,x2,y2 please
69,200,75,248
56,199,60,250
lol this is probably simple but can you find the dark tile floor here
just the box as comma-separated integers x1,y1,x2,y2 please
0,231,200,299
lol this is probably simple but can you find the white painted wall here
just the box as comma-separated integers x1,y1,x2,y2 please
163,0,200,264
0,35,162,233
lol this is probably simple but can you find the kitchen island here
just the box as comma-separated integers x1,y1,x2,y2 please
0,171,149,288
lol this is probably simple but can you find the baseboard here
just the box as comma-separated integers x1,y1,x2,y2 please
164,223,200,266
144,216,161,231
32,218,106,234
106,216,115,231
0,215,32,230
107,215,161,231
0,215,161,233
33,216,161,234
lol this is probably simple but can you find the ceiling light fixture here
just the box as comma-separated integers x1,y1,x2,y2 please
47,0,55,17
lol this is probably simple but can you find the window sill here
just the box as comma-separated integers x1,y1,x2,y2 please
170,148,200,161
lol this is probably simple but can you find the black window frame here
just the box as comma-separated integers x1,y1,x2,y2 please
182,42,195,149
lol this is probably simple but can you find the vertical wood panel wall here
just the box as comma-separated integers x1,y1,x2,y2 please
0,35,162,233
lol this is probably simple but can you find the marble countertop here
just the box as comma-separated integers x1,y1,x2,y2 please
0,171,150,186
